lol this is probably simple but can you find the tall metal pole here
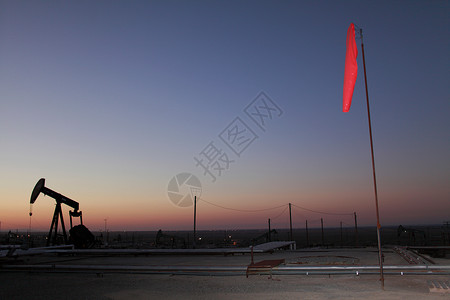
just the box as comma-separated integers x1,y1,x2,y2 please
321,218,324,246
360,28,384,288
104,218,108,245
306,220,309,247
193,196,197,249
354,212,358,247
268,218,271,242
289,203,293,241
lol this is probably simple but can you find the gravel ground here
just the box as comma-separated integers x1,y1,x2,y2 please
0,272,449,299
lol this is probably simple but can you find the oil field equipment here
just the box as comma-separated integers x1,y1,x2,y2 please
155,229,186,248
30,178,94,247
251,229,278,245
397,225,427,246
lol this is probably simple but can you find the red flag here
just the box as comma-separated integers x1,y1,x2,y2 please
343,23,358,112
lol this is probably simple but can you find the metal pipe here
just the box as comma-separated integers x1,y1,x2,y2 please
271,271,450,276
276,265,450,271
6,247,267,257
2,264,449,276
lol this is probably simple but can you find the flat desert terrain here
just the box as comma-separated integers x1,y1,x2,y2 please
1,247,449,299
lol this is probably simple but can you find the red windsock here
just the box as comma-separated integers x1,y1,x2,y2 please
343,23,358,112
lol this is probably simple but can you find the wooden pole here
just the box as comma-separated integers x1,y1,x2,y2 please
360,28,384,288
306,220,309,247
321,218,324,246
193,196,197,249
289,203,293,241
354,212,358,247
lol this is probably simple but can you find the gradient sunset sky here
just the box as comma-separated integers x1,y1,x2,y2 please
1,1,449,232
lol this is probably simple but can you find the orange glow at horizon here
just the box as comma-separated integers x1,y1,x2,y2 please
2,175,449,233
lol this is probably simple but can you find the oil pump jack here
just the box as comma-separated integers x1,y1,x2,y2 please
30,178,93,247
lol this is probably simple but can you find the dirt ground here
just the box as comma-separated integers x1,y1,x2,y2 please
1,272,449,300
1,247,449,299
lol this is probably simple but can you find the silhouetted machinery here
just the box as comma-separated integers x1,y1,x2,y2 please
30,178,94,248
155,229,186,248
397,225,427,246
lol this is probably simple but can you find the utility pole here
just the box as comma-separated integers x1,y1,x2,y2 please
104,218,108,245
268,218,271,242
321,218,324,246
193,196,197,248
305,220,309,247
354,212,358,247
289,203,293,241
444,221,450,245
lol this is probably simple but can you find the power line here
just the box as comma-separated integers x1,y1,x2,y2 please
271,205,288,220
291,203,353,216
195,197,353,217
197,197,287,213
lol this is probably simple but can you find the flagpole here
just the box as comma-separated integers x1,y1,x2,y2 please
360,28,384,288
